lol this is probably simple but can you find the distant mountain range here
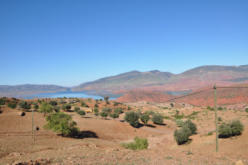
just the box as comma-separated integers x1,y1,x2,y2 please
1,65,248,99
0,85,69,97
72,65,248,96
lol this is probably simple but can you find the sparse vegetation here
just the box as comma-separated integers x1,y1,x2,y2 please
100,111,108,119
40,102,54,116
74,106,80,112
8,102,17,109
122,137,148,150
44,112,79,137
152,113,163,125
219,120,244,138
110,113,119,118
62,104,71,112
245,108,248,113
140,113,150,125
114,108,123,115
0,97,7,105
94,108,99,116
19,101,31,110
174,126,192,145
124,111,140,128
77,110,86,116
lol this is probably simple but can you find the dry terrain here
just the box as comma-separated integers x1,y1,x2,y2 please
0,99,248,165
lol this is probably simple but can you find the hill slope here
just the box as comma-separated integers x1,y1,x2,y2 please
73,65,248,96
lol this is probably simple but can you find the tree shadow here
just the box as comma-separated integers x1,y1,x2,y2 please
154,123,166,126
70,130,99,139
82,116,92,119
146,124,156,128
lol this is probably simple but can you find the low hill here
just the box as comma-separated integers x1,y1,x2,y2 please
0,84,69,97
73,65,248,96
116,89,173,103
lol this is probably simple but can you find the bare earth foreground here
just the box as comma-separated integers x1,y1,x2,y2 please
0,103,248,165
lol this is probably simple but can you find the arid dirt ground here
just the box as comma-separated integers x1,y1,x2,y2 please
0,102,248,165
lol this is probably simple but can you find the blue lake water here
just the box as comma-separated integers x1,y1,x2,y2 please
24,92,116,100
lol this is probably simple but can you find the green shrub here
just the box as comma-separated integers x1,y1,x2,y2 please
174,126,192,145
219,120,244,138
175,119,184,127
102,108,112,114
0,97,7,105
40,102,53,116
19,101,31,110
94,104,99,108
62,104,71,111
122,137,148,150
94,108,99,116
49,100,57,106
219,123,232,138
110,113,119,118
145,110,155,116
100,111,108,118
184,120,197,135
74,106,80,112
54,106,60,112
245,108,248,113
140,113,150,125
152,113,164,125
218,107,223,111
114,108,123,114
124,111,140,128
77,110,86,116
81,101,89,107
44,112,79,137
8,102,17,109
230,120,244,136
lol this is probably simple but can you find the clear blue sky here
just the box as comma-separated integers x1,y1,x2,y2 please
0,0,247,86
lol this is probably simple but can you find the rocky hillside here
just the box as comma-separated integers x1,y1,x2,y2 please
73,65,248,96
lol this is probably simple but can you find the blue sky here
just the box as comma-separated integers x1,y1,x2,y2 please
0,0,247,86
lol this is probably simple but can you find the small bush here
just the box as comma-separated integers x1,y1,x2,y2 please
110,113,119,119
81,101,89,107
219,123,232,138
100,111,108,119
19,101,31,110
8,102,17,109
74,106,80,112
174,126,192,145
62,104,71,111
77,110,86,116
124,111,140,128
140,113,150,125
245,108,248,113
175,119,184,127
114,108,123,114
145,110,155,116
0,97,7,105
184,120,197,135
230,120,244,136
122,137,148,150
102,108,112,114
94,108,99,116
40,102,53,116
49,100,57,106
44,112,79,137
219,120,244,138
54,106,60,112
152,113,164,125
